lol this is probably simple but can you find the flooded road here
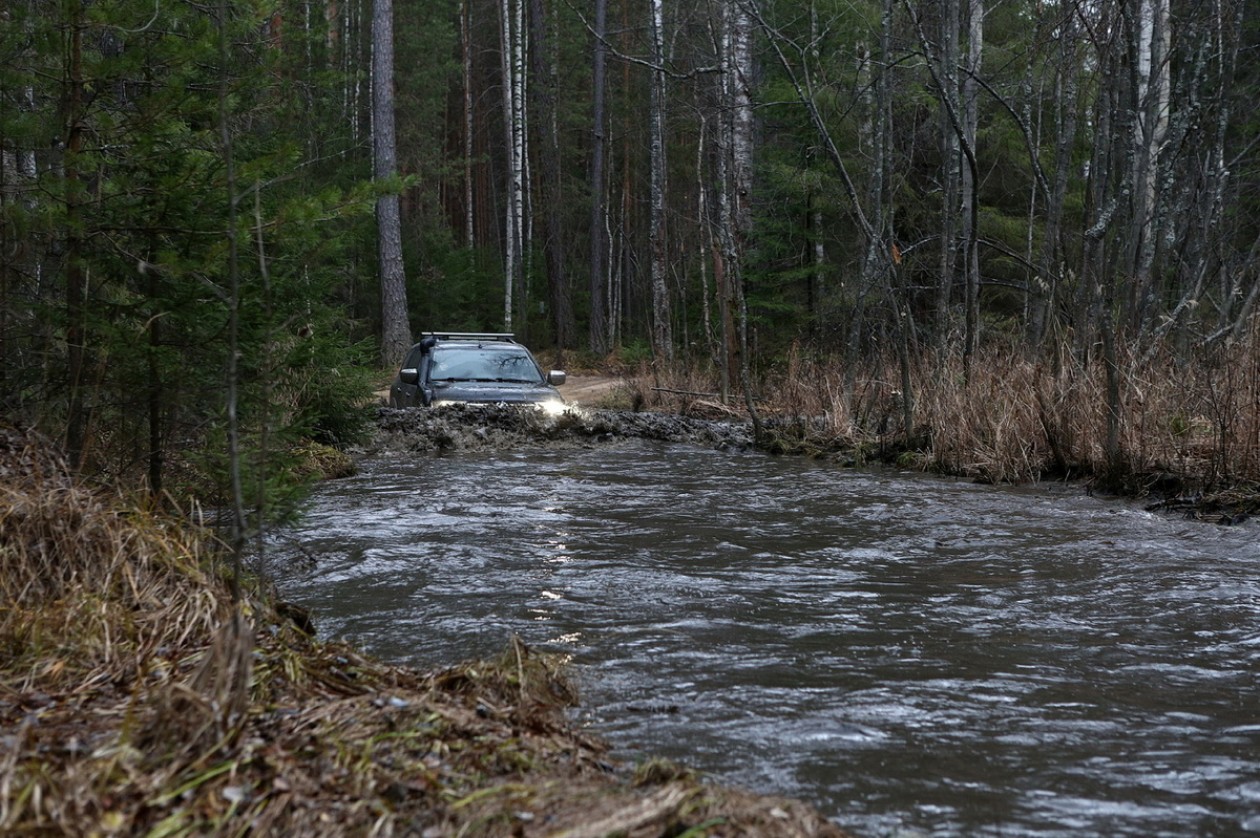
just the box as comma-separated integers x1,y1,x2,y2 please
273,440,1260,836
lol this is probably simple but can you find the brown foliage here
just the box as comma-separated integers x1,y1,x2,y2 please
630,335,1260,501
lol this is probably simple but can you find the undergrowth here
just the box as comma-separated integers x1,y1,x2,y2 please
627,336,1260,504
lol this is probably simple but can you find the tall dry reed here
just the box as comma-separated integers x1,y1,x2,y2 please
633,333,1260,494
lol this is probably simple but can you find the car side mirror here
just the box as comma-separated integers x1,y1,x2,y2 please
547,370,566,386
399,368,419,385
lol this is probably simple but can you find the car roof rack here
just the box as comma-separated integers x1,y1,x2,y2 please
422,331,516,342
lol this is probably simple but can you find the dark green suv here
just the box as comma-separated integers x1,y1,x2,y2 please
388,332,566,410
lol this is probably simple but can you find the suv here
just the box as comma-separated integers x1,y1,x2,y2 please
388,332,566,409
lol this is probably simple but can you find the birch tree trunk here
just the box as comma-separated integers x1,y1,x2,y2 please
373,0,411,366
1128,0,1171,334
498,0,524,331
714,0,756,423
1150,0,1239,354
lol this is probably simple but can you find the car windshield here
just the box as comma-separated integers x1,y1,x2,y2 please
429,346,543,383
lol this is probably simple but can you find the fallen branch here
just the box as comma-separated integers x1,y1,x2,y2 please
652,386,721,398
553,783,694,838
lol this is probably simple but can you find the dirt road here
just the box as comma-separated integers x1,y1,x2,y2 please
556,373,624,406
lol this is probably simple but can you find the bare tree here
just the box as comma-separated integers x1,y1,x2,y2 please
1028,0,1081,352
905,0,981,366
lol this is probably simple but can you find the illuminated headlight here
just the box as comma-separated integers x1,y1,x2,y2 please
538,400,568,417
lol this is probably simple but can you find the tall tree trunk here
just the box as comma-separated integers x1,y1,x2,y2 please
648,0,672,359
937,0,960,351
146,242,163,498
1128,0,1171,335
1079,9,1126,467
696,120,719,364
587,0,609,354
218,0,246,600
907,0,980,370
373,0,410,365
715,0,747,406
514,0,528,332
714,144,733,402
528,0,574,350
960,0,983,365
64,0,86,468
498,0,524,331
725,0,757,430
807,2,825,321
879,0,913,436
461,0,475,249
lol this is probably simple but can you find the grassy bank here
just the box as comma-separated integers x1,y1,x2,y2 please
626,339,1260,521
0,424,846,837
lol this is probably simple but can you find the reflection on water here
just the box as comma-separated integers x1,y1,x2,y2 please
273,441,1260,836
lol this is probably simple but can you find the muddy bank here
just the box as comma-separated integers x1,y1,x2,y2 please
373,404,759,454
370,403,1260,525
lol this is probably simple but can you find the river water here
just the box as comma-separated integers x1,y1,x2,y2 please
272,438,1260,837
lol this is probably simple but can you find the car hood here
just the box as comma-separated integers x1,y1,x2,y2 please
431,381,562,404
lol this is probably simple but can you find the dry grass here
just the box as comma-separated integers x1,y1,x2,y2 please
630,334,1260,499
0,426,228,693
0,422,849,837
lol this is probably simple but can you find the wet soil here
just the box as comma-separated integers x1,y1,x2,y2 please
556,373,628,407
373,403,757,454
369,400,1260,529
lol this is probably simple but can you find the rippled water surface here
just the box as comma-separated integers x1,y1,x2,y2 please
273,440,1260,836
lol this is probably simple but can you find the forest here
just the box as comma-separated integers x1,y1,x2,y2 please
3,0,1260,512
10,2,1260,831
